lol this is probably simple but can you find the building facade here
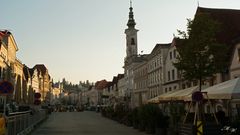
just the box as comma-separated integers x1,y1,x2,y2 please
133,59,148,107
33,64,51,102
163,39,181,93
148,43,170,99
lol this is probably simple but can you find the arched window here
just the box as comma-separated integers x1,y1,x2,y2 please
131,38,135,45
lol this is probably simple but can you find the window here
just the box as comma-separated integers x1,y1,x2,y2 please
170,52,172,60
165,88,168,93
169,87,172,91
168,71,170,81
174,86,177,90
172,69,175,80
131,38,135,45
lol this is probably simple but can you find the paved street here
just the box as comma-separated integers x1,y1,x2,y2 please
31,111,148,135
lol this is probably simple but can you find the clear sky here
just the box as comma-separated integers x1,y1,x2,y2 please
1,0,240,84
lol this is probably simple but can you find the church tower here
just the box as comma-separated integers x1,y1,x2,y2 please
125,1,138,60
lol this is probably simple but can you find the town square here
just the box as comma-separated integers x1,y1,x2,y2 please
0,0,240,135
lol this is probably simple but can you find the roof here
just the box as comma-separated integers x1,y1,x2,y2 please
117,74,124,80
196,7,240,45
23,65,31,80
29,67,41,77
33,64,47,75
95,79,108,90
196,7,240,63
0,31,6,40
28,68,34,77
0,30,18,51
112,76,118,84
150,43,171,56
0,31,8,45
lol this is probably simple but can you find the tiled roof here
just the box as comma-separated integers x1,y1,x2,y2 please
95,79,108,90
196,7,240,45
195,7,240,64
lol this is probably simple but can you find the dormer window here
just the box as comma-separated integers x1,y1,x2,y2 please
131,38,135,45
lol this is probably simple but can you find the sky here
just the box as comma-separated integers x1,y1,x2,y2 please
1,0,240,84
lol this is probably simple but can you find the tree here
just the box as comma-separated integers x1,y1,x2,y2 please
174,13,229,91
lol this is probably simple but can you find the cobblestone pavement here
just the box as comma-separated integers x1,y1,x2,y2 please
31,111,148,135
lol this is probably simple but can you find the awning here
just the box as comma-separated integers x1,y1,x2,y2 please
201,77,240,100
159,86,199,101
147,86,199,103
147,95,162,103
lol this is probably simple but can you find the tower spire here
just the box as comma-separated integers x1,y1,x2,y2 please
127,0,136,28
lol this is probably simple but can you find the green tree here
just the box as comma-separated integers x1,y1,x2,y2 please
174,13,229,91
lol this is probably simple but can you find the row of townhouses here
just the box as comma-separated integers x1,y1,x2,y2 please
83,5,240,115
0,30,52,105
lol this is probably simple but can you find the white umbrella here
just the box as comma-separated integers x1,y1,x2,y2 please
159,86,198,101
201,77,240,100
